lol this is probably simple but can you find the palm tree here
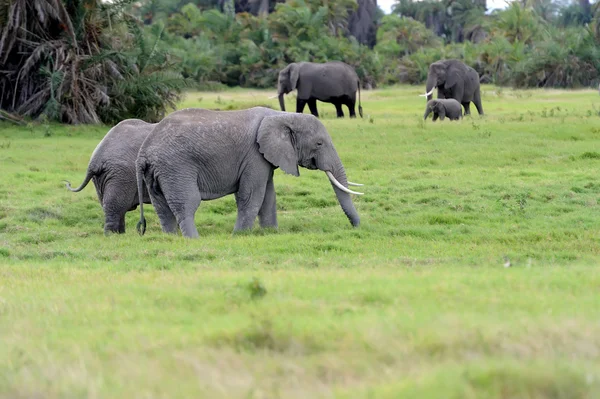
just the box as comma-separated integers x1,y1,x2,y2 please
493,2,541,45
0,0,185,124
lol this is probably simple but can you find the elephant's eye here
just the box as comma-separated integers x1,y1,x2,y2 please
316,141,323,147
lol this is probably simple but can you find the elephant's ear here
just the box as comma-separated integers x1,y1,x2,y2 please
256,115,299,176
444,68,458,90
289,64,299,91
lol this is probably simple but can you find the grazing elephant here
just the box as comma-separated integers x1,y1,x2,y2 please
135,107,363,238
276,61,363,118
424,99,463,121
422,59,484,116
64,119,155,234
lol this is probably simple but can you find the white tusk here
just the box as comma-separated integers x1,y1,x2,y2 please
419,88,435,97
267,94,279,99
347,181,364,186
326,171,364,195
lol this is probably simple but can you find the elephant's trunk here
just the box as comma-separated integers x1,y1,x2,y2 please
424,106,431,120
278,93,286,112
326,159,360,227
425,75,436,101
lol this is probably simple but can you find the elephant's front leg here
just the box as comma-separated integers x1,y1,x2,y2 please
233,182,268,232
296,99,307,114
462,102,471,115
334,102,345,118
307,99,319,118
258,172,277,229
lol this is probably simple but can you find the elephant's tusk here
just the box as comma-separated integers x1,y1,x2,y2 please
419,88,435,97
326,171,364,195
347,181,364,186
267,94,279,99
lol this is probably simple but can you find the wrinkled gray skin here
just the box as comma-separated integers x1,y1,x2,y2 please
64,119,155,234
135,107,360,238
278,61,363,118
425,59,484,116
424,99,463,121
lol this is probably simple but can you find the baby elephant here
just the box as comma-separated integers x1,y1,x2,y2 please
64,119,155,234
424,99,463,121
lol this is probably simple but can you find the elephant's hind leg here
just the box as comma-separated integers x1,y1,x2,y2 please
150,191,178,234
103,210,126,235
474,96,484,115
258,173,277,229
145,175,178,234
344,95,357,118
102,188,128,234
162,180,201,238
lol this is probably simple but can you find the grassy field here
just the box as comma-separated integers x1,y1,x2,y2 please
1,85,600,398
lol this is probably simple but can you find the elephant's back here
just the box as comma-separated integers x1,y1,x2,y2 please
92,119,155,164
305,62,359,97
320,62,358,81
138,107,268,164
442,99,461,106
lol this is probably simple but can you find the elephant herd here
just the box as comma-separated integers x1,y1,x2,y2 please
274,59,484,121
65,58,483,237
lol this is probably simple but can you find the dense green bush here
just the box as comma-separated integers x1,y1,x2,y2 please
150,0,382,89
147,0,599,91
2,0,600,124
379,1,600,88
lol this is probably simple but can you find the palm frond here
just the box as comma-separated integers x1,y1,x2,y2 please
0,0,184,124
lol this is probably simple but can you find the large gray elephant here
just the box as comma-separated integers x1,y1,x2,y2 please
422,59,484,116
276,61,363,118
64,119,155,234
135,107,363,238
424,99,463,121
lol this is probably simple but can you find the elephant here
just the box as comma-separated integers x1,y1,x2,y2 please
64,119,155,234
276,61,363,118
135,107,363,238
424,99,463,121
422,59,484,116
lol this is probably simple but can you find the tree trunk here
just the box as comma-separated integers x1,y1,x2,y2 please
348,0,378,47
579,0,591,21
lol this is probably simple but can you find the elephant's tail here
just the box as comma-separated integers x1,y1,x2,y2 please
357,80,363,118
136,158,147,236
63,169,95,192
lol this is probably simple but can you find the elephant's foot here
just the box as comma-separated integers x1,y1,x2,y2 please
104,216,125,235
258,218,278,229
178,217,199,238
104,228,124,235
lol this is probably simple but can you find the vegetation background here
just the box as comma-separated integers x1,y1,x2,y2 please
1,0,600,123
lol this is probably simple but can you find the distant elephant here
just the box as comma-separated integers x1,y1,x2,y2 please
424,99,463,121
276,61,363,118
135,107,363,238
64,119,155,234
422,59,484,116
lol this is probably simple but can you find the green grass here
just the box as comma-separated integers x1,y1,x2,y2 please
1,85,600,398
